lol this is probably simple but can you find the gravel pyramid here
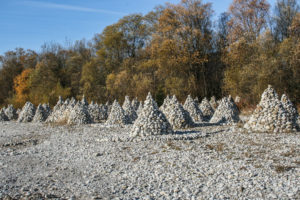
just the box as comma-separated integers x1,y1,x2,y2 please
122,96,137,123
5,104,18,120
67,102,92,125
210,96,240,124
199,97,214,121
106,100,130,125
194,97,199,106
131,92,173,137
281,94,299,126
88,102,108,122
131,97,140,111
162,95,194,129
183,95,204,123
159,95,171,113
42,103,52,119
33,104,47,122
17,102,36,122
81,95,89,106
209,96,218,110
244,85,298,133
136,102,143,116
46,97,69,123
106,101,112,115
0,108,9,122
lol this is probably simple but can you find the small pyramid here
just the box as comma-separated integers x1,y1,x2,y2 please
67,102,92,125
209,96,218,110
131,92,173,137
105,101,112,115
194,97,199,106
88,103,107,122
281,94,299,125
183,95,204,123
46,97,70,123
136,102,143,116
131,97,140,111
210,96,240,124
199,97,214,121
0,108,9,122
159,95,171,113
122,96,137,123
81,95,89,106
162,95,194,129
42,103,52,119
106,100,130,125
5,104,18,120
33,104,47,122
17,102,36,122
244,85,298,132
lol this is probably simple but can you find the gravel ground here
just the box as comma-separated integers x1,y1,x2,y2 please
0,121,299,199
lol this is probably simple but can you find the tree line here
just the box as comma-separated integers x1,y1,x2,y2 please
0,0,299,108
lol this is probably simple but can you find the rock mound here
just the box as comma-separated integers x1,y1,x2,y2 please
106,100,130,126
122,96,137,123
131,92,173,137
159,95,171,113
0,108,9,122
183,95,204,123
162,95,194,129
88,102,108,122
281,94,299,126
244,85,298,132
131,97,140,111
17,102,36,122
136,102,143,116
209,96,218,110
5,105,18,120
199,97,214,121
210,96,240,124
67,102,92,125
33,104,48,122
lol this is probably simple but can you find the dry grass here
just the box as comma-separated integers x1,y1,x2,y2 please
274,165,294,173
166,141,182,151
206,143,224,152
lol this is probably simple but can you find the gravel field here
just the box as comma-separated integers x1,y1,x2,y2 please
0,121,299,199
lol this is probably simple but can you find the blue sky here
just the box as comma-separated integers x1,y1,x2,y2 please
0,0,276,55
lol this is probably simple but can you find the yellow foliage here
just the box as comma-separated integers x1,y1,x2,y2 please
13,68,33,107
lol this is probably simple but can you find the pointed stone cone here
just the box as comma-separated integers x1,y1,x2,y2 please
105,101,112,115
183,95,204,122
122,96,137,123
199,97,214,121
131,97,140,111
33,104,47,122
131,92,173,137
210,96,240,124
194,97,199,105
42,103,52,119
0,108,9,122
106,100,130,125
159,95,171,113
162,95,194,129
136,102,144,116
81,95,89,106
244,85,298,132
209,96,218,110
17,102,36,122
67,103,92,125
281,94,299,126
5,104,18,120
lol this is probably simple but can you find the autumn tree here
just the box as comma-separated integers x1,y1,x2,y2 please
13,68,33,107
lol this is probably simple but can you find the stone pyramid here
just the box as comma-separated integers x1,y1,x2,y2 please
131,97,140,111
67,102,92,125
281,94,299,126
244,85,298,132
88,102,108,123
131,92,173,137
199,97,214,121
33,104,47,122
42,103,52,119
5,104,18,120
106,100,130,125
0,108,9,122
136,102,143,116
122,96,137,123
210,96,240,124
105,101,112,115
81,95,89,106
194,97,199,106
17,102,36,122
159,95,171,113
162,95,194,129
183,95,204,123
46,97,68,123
209,96,218,110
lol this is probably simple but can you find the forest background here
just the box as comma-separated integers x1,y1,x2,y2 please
0,0,299,109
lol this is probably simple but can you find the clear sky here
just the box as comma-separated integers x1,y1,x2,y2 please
0,0,276,55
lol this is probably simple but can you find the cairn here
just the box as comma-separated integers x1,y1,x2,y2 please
33,104,48,122
136,102,143,116
67,101,92,125
88,102,108,122
162,95,194,129
183,95,204,123
131,97,140,111
210,96,240,124
281,94,299,125
244,85,298,133
122,96,137,123
209,96,218,110
17,102,36,122
159,95,171,114
106,100,130,126
0,108,9,122
131,92,173,137
5,105,18,120
105,101,112,115
46,98,69,123
199,97,214,121
42,103,52,119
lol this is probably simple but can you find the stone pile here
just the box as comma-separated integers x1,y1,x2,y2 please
42,103,52,119
46,97,67,123
199,97,214,121
281,94,299,126
106,101,112,115
122,96,137,123
106,100,130,126
5,104,18,120
210,96,240,124
162,95,194,129
244,85,298,133
136,102,143,116
88,103,108,123
33,104,48,122
67,101,92,125
183,95,204,123
0,108,9,122
17,102,36,123
209,96,218,110
194,97,199,106
131,97,140,111
131,92,173,137
159,95,171,114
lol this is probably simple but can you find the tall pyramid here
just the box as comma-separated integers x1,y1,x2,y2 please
0,108,9,122
131,97,140,111
183,95,204,123
281,94,299,126
210,96,240,124
33,104,48,122
17,102,36,123
162,95,194,129
106,100,130,125
5,104,18,120
159,95,171,114
131,92,173,137
67,102,92,125
122,96,137,123
199,97,214,121
244,85,298,132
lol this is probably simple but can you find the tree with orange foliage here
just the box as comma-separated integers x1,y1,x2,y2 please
13,68,33,107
